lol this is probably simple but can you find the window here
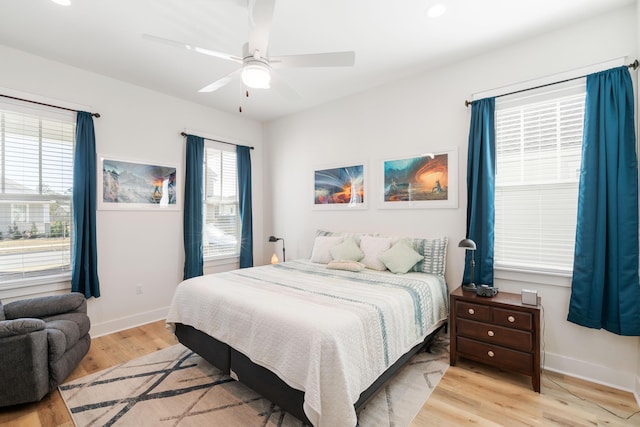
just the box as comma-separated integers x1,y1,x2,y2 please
494,81,586,273
0,99,76,283
203,142,240,258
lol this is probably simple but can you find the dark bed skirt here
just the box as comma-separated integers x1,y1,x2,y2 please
174,322,447,424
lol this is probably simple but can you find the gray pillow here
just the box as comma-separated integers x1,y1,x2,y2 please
412,237,448,276
0,300,4,321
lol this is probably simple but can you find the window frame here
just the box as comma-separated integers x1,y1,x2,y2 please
0,97,76,294
202,140,241,262
493,80,586,278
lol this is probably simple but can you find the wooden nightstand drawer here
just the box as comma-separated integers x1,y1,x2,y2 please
449,287,541,392
493,307,532,330
456,318,533,352
456,301,491,322
457,336,533,375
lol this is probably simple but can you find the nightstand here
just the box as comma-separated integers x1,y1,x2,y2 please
449,286,541,392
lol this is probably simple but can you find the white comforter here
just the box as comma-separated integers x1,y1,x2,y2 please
166,259,448,427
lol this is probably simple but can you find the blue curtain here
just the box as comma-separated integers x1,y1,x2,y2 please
237,145,253,268
183,135,204,280
568,66,640,336
464,98,496,286
72,112,100,298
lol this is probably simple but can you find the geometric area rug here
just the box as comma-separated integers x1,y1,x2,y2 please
60,333,449,427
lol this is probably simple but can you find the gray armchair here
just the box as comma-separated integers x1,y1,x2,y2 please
0,292,91,407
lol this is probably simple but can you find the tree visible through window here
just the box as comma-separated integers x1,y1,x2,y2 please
0,103,75,283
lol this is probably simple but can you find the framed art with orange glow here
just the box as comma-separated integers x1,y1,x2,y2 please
379,148,458,209
98,155,178,210
313,163,367,210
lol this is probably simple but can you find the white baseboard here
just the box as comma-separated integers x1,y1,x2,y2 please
89,306,169,338
544,351,635,392
635,375,640,409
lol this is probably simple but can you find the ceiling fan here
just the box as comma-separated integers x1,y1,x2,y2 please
143,0,355,98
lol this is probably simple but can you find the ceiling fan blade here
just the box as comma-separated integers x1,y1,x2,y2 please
198,69,241,93
142,34,243,63
270,51,355,68
247,0,276,56
269,72,300,100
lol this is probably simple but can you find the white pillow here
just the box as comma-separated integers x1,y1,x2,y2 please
310,236,344,264
359,235,392,271
330,238,364,262
379,241,424,274
327,260,365,272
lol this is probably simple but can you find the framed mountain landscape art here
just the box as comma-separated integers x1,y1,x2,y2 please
98,155,178,210
313,162,367,210
380,148,458,209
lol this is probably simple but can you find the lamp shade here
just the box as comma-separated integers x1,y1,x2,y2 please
268,235,285,262
458,238,477,250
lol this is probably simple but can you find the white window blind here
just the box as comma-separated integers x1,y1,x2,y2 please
0,99,75,282
494,80,585,273
203,142,240,258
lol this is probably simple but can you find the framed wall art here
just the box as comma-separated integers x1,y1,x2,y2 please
313,162,367,210
379,148,458,209
98,155,178,210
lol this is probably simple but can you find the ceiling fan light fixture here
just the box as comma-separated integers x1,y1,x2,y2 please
241,60,271,89
426,3,446,18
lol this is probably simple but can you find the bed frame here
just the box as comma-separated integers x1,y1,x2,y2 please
174,321,447,424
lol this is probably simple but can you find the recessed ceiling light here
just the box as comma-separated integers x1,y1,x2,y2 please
51,0,71,6
426,4,446,18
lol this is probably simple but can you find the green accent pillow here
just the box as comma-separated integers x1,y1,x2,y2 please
379,241,424,274
330,238,364,262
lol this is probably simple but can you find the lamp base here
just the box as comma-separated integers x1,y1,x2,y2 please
462,283,477,292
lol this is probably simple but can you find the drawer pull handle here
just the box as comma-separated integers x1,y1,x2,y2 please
468,308,475,315
487,330,495,337
508,315,515,323
487,350,495,357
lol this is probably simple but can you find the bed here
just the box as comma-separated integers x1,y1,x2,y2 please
166,254,449,427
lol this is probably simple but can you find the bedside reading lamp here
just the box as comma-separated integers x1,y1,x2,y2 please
458,238,477,291
268,235,286,262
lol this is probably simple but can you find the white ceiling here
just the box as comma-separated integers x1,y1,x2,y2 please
0,0,634,122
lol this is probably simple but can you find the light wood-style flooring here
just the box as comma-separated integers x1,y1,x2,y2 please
411,359,640,426
1,320,638,426
0,320,178,427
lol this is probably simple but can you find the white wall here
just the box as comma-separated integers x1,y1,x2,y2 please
264,5,640,392
0,44,264,336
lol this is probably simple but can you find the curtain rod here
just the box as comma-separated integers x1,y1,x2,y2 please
464,59,640,107
0,93,101,117
180,132,254,150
